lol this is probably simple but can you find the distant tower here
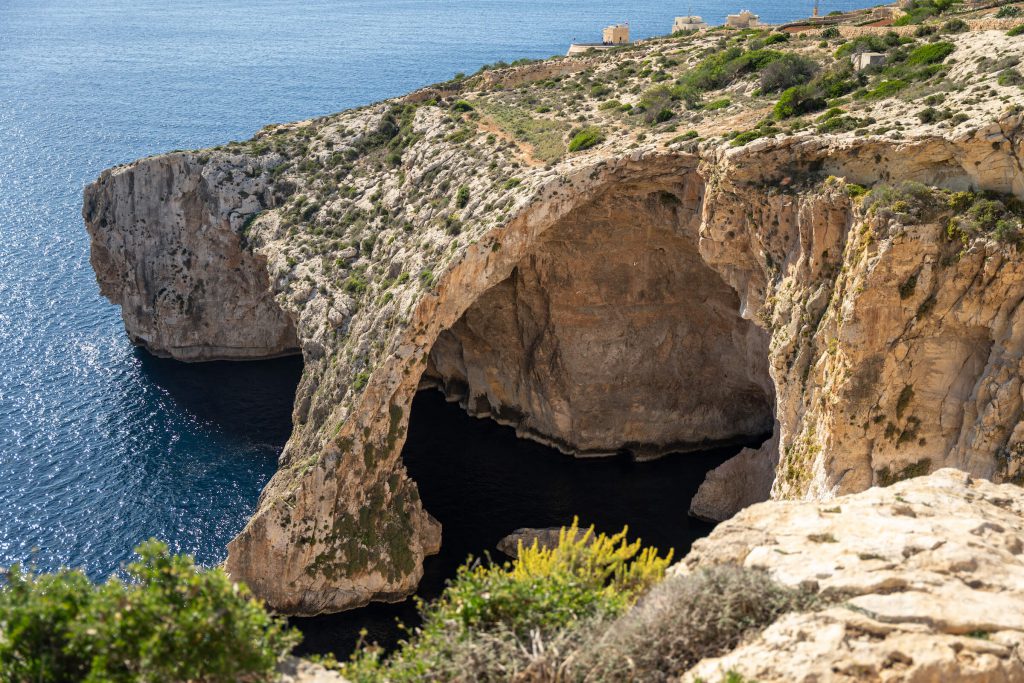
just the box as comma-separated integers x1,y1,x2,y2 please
813,0,820,17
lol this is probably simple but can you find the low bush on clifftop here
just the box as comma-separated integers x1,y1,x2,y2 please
338,521,818,682
341,519,672,682
0,540,299,682
572,565,819,682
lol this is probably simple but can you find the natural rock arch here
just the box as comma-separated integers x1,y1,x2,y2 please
422,172,774,459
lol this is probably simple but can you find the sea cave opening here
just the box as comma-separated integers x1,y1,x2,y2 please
293,174,777,657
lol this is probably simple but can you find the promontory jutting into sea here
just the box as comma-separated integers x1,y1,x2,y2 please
3,0,1024,680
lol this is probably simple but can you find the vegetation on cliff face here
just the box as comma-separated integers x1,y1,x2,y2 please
0,541,299,683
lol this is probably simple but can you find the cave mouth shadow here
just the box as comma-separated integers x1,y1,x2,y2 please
133,347,303,445
292,388,762,659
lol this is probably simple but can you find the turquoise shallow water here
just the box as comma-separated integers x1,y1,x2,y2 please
0,0,879,579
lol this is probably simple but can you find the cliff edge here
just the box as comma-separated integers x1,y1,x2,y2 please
85,15,1024,614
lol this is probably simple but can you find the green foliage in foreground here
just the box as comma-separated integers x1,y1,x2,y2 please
0,540,300,683
342,519,673,682
341,537,814,683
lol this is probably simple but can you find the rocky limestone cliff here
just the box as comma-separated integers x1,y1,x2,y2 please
84,21,1024,614
84,153,299,360
680,468,1024,682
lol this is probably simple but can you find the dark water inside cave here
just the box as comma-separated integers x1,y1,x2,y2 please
291,389,761,659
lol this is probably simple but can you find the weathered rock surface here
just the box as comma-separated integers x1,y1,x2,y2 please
84,153,299,361
425,172,774,457
680,469,1024,682
689,428,779,521
83,25,1024,613
496,527,585,558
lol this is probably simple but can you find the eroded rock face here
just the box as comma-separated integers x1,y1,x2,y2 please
426,177,774,458
83,27,1024,613
680,469,1024,682
496,527,581,558
84,153,299,361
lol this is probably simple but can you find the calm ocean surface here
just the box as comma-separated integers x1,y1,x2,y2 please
0,0,878,581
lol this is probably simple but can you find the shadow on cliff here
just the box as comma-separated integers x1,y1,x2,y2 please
133,348,302,445
292,388,765,659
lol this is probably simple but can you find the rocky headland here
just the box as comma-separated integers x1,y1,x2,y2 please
84,6,1024,624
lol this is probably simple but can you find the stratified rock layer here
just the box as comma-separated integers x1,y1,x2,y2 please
680,469,1024,682
84,26,1024,613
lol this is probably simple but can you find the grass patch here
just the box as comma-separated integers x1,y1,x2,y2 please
477,102,570,164
567,126,605,152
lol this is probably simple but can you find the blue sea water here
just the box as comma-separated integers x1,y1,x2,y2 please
0,0,881,579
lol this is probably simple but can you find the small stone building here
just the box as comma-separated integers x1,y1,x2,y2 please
726,10,761,28
602,24,630,44
852,52,886,71
673,15,708,32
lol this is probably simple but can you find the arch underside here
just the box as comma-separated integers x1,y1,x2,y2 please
422,173,775,461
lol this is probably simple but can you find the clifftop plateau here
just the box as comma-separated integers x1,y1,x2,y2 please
85,7,1024,614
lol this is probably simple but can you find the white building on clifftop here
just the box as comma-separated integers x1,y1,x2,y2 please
567,23,631,56
726,9,761,28
673,15,709,32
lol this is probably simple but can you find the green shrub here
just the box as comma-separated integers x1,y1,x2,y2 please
845,183,868,198
940,18,968,33
815,67,863,97
948,194,1024,245
997,5,1022,17
567,127,605,152
343,519,672,682
450,100,474,113
834,32,903,59
0,541,299,683
817,113,873,133
571,565,819,682
862,78,908,99
679,47,784,93
821,26,840,39
864,181,935,220
998,68,1024,86
773,85,827,119
344,273,369,294
905,41,955,66
1010,24,1024,37
654,108,674,123
637,84,699,122
893,0,957,26
759,53,819,94
455,185,470,208
703,98,732,110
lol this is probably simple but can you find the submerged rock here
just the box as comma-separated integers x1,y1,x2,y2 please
496,527,585,558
